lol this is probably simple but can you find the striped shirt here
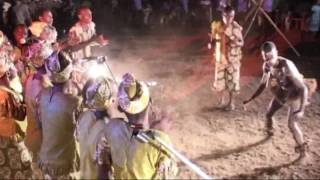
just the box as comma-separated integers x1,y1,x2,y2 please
68,22,97,61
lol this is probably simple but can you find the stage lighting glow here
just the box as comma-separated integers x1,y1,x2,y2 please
146,81,157,87
88,61,107,79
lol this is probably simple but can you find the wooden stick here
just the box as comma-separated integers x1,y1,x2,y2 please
250,0,301,57
244,0,263,22
244,6,260,39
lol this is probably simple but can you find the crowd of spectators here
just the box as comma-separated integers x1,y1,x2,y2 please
0,0,319,40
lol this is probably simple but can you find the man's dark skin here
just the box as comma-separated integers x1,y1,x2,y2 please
243,41,309,160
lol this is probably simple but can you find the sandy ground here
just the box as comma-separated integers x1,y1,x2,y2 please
93,26,320,179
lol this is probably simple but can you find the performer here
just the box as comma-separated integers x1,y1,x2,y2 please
67,6,108,61
0,30,33,179
243,41,312,161
67,6,108,91
12,24,30,84
27,21,56,71
77,77,117,179
36,51,81,179
37,8,58,47
96,73,178,179
208,5,244,111
24,22,55,160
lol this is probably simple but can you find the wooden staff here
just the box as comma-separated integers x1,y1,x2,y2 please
244,6,260,39
250,0,301,57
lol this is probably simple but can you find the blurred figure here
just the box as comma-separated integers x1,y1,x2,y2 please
36,51,81,179
27,21,55,69
0,30,32,179
309,0,320,40
24,22,56,179
67,6,108,92
68,6,107,61
96,73,178,179
37,8,61,50
78,77,117,179
237,0,249,23
12,24,30,85
9,0,32,27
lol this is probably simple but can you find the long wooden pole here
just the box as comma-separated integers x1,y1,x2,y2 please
244,0,263,22
250,0,301,56
244,6,260,39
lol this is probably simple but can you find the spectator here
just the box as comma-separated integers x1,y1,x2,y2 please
37,8,60,49
309,0,320,39
10,0,32,27
12,24,29,84
0,30,32,179
68,6,107,61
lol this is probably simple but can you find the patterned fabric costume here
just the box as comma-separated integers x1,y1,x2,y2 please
0,48,33,179
210,20,243,92
0,136,33,179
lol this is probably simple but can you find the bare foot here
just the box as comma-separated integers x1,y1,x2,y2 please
295,143,309,165
224,104,235,111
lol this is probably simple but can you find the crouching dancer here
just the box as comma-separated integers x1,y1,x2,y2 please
243,41,314,161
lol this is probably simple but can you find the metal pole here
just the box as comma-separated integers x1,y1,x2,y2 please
154,135,213,180
250,0,301,56
138,132,213,179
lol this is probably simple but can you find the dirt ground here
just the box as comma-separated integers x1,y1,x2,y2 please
94,26,320,179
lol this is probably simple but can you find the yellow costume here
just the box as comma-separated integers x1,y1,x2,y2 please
97,118,178,179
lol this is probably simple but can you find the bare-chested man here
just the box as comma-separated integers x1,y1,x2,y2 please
243,41,309,160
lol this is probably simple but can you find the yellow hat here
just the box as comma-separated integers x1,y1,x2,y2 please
118,73,150,114
84,78,114,110
29,21,47,37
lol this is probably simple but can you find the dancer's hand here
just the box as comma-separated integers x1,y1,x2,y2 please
97,35,108,46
